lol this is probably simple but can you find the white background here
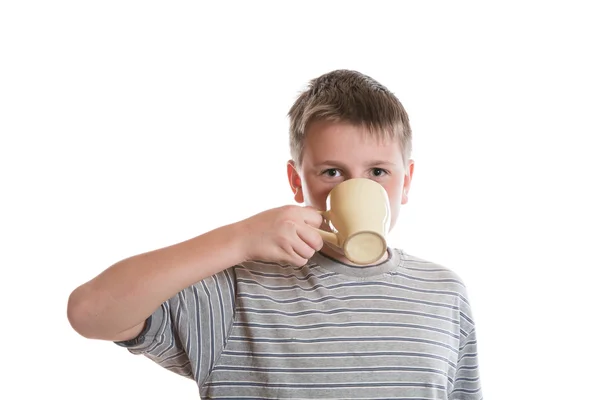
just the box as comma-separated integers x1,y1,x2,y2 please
1,1,599,399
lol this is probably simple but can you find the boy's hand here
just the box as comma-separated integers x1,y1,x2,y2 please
239,205,324,267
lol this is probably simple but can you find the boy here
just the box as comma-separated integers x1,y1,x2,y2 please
68,69,482,399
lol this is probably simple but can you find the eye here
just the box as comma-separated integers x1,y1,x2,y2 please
371,168,388,177
322,168,341,177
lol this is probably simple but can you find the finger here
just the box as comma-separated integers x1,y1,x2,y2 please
290,254,309,267
296,223,324,251
301,207,324,228
291,234,317,260
281,244,309,267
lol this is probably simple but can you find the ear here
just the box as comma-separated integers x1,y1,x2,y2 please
401,160,415,205
287,160,304,203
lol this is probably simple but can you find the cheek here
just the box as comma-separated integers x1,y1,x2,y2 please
382,180,404,230
303,179,334,208
382,181,403,205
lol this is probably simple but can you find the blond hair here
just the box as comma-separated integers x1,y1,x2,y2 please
288,69,412,167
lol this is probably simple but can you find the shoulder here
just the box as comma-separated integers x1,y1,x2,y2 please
392,248,478,330
391,248,471,298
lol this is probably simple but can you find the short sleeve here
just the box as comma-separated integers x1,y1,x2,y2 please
449,327,483,399
114,268,238,382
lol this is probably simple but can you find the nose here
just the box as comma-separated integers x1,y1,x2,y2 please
344,171,370,181
344,170,363,180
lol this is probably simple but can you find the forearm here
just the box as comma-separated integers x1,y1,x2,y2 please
67,221,248,340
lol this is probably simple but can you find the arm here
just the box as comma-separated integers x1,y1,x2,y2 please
67,222,247,341
67,205,324,342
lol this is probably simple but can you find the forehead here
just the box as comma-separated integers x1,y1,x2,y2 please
303,120,403,165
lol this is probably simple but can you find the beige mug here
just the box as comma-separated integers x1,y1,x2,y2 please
314,178,391,265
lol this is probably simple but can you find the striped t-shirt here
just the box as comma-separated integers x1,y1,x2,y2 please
116,248,483,399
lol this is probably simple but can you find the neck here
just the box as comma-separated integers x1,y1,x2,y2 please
319,242,389,266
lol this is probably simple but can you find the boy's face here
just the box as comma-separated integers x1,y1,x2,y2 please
287,120,414,233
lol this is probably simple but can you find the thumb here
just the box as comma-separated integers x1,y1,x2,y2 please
302,206,325,228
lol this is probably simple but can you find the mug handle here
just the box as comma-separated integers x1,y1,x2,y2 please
313,210,340,247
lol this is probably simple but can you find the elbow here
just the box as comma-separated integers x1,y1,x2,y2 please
67,285,99,339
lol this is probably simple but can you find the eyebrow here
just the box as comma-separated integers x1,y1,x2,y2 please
365,160,397,167
315,160,397,168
